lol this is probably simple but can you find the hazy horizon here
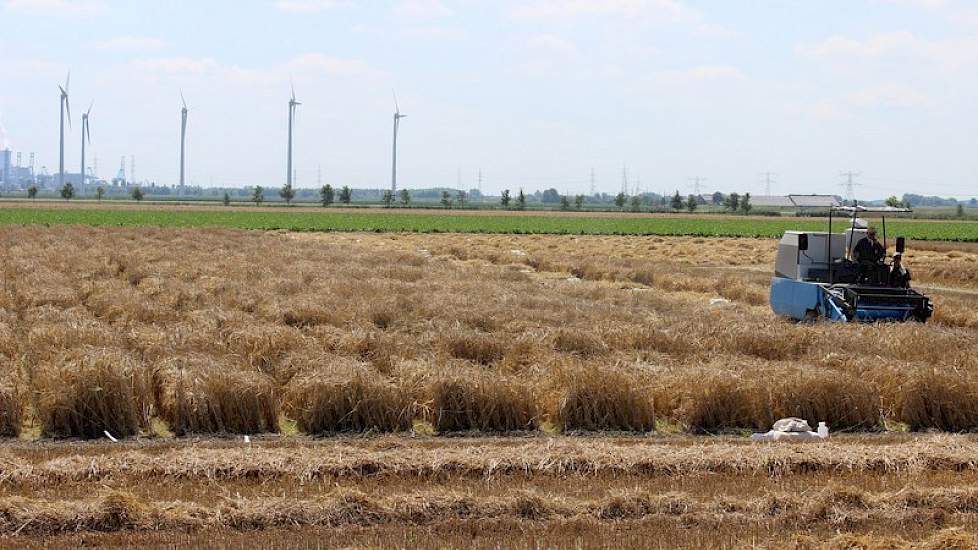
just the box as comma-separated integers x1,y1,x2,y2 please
1,0,976,199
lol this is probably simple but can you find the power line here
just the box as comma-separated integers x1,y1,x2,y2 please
840,171,861,204
589,168,596,196
761,172,776,196
688,176,706,196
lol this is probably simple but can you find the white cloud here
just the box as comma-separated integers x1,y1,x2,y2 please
512,0,685,19
400,25,467,41
808,99,847,120
132,57,220,77
847,83,930,108
876,0,947,8
803,31,978,68
94,36,166,52
273,0,343,13
284,53,384,78
2,58,63,77
3,0,104,16
660,65,745,82
394,0,452,18
130,54,383,84
524,34,577,55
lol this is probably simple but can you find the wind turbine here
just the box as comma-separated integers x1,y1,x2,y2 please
80,102,93,188
287,83,300,187
180,92,188,191
58,72,71,188
391,90,407,194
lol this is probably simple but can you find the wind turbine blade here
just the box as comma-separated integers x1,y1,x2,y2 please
180,90,187,110
291,79,296,102
86,101,94,117
392,89,400,113
65,98,72,128
65,71,70,93
85,121,91,143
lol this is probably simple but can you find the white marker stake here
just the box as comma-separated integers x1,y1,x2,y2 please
244,435,251,444
104,430,118,442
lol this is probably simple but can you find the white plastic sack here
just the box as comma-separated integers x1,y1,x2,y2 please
772,417,812,433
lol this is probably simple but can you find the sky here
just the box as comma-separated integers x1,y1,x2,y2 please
0,0,976,199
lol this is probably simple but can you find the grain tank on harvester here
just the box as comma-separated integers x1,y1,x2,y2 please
770,206,933,323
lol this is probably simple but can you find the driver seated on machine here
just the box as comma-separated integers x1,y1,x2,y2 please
853,227,887,284
888,252,912,288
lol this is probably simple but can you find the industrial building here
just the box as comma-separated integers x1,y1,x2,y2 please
0,148,39,190
0,148,10,186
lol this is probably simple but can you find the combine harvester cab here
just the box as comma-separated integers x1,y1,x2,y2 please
769,206,933,323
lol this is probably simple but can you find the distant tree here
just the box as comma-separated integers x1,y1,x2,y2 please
456,189,467,206
516,188,526,210
630,195,641,212
687,194,698,213
740,193,752,214
971,198,978,207
574,194,585,210
60,183,75,201
614,192,626,209
541,188,560,204
382,189,394,208
339,186,352,204
252,185,264,206
223,191,231,206
885,196,902,208
320,184,334,206
279,182,295,205
725,192,740,212
399,189,411,206
441,190,452,208
560,195,571,211
671,191,684,211
95,186,104,201
27,185,38,200
130,186,143,202
957,204,965,218
501,189,511,208
711,191,724,205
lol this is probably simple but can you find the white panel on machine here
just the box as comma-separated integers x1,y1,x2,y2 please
775,231,847,280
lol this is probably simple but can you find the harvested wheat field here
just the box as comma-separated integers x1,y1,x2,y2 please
3,225,978,548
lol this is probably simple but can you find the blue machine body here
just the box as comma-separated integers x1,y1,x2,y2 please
769,277,926,323
769,278,848,322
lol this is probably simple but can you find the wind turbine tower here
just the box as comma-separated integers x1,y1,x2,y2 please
80,102,93,187
391,91,407,194
58,73,71,188
287,84,300,187
180,92,188,192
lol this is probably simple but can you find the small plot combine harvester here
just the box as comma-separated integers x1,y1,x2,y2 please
770,206,933,323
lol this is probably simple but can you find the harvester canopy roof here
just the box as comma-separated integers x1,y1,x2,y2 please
789,194,840,208
831,205,913,213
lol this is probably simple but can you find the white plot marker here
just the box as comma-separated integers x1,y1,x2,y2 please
104,430,118,442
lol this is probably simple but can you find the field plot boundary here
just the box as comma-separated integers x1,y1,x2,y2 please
2,206,978,240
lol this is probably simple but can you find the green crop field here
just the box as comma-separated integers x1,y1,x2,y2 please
2,206,978,241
